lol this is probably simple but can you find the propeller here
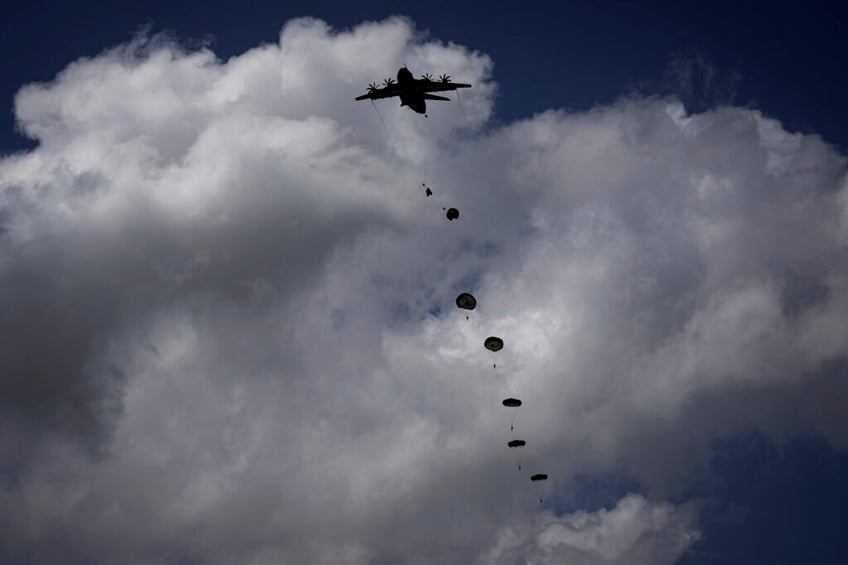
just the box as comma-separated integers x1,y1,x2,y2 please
383,77,395,86
439,74,451,83
367,82,379,92
421,73,433,81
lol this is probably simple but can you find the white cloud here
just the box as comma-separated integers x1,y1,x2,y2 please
479,494,700,565
1,15,847,564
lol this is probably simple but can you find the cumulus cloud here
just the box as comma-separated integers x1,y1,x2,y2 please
480,494,700,565
1,14,847,564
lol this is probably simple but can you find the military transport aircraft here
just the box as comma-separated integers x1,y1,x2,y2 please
355,66,471,116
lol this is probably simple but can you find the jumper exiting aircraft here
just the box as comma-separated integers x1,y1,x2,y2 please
355,66,472,116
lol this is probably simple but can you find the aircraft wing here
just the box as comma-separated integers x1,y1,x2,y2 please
417,82,472,93
355,84,402,101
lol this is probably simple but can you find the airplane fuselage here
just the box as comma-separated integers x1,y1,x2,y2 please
397,67,427,114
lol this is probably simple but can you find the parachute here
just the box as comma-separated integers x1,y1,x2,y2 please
530,473,549,503
455,293,476,310
484,336,504,352
508,439,526,470
502,398,521,430
371,84,550,508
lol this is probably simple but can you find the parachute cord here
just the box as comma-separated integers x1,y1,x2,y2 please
512,447,523,472
370,99,391,144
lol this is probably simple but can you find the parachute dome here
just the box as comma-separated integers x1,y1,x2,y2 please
484,336,504,352
502,398,522,407
456,293,477,310
530,474,548,482
507,440,526,448
446,207,459,221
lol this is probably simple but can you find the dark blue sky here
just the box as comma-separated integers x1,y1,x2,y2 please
2,2,847,562
2,1,847,153
550,433,848,564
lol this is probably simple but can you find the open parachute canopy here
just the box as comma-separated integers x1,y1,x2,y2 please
455,293,477,310
507,439,526,448
484,336,504,352
530,474,548,482
502,398,522,407
445,207,460,221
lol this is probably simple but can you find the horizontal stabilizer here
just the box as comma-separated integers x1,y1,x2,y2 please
423,94,451,101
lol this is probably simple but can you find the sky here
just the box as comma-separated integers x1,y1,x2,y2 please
1,2,847,564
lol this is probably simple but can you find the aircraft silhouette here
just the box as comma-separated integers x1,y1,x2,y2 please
356,66,471,116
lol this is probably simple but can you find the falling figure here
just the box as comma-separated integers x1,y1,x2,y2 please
503,398,522,432
508,440,525,469
423,183,432,197
456,293,475,322
531,473,548,503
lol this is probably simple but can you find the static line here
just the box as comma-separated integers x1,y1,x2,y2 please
370,99,392,143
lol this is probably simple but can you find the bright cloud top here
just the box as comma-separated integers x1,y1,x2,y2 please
1,15,847,564
480,494,699,565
